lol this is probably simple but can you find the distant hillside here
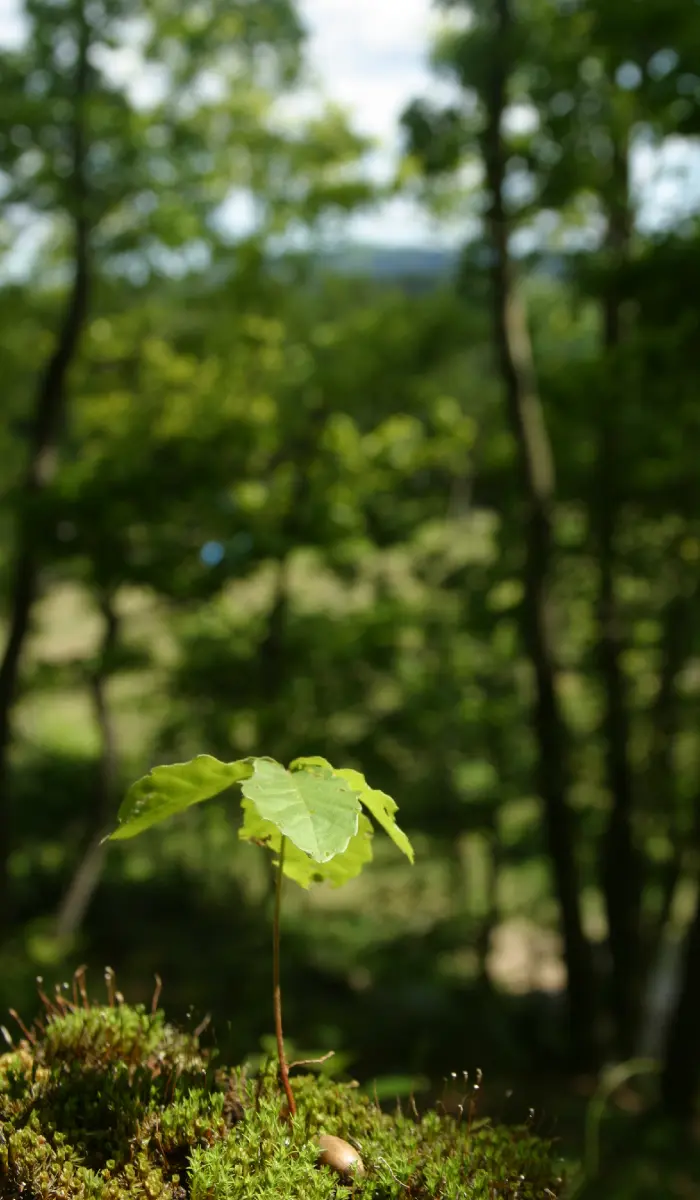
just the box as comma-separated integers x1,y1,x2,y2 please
316,243,568,286
321,244,458,281
266,242,569,297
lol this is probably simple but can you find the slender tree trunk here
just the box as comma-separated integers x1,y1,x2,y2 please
0,6,91,939
475,701,508,986
659,658,700,1121
475,828,500,987
55,593,119,942
642,581,696,974
660,847,700,1123
482,0,599,1071
596,136,644,1059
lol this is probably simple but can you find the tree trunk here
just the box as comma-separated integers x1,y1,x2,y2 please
660,846,700,1123
0,5,91,939
54,594,119,943
641,579,696,982
482,0,599,1071
597,135,643,1059
475,696,509,986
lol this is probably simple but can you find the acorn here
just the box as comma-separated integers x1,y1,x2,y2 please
316,1133,365,1179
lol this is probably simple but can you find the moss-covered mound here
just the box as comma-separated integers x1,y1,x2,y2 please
0,979,565,1198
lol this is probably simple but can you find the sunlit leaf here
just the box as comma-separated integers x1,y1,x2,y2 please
240,758,360,862
239,800,373,888
291,757,414,864
107,755,253,841
333,767,415,863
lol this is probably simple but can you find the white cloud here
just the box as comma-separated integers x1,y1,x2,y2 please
299,0,436,146
298,0,454,243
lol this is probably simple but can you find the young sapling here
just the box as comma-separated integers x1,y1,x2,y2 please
106,753,414,1117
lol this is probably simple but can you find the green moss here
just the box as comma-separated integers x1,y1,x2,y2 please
0,977,566,1198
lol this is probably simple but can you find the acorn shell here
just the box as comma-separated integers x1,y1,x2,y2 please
317,1133,365,1178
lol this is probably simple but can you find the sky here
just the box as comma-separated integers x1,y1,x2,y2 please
300,0,435,146
297,0,467,245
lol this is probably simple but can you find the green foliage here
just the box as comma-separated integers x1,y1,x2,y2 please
108,754,413,885
107,757,254,842
4,0,700,1181
330,766,415,864
241,759,361,863
239,802,375,890
0,990,565,1200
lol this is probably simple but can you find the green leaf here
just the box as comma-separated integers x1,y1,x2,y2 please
290,757,414,864
240,759,360,862
239,800,373,889
333,768,415,863
107,755,253,841
289,755,333,773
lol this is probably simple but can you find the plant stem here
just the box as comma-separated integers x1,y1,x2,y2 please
273,835,296,1117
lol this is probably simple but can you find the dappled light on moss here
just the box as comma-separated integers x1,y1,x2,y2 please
0,973,566,1198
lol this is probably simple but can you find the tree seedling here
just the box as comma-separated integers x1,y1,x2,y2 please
106,753,414,1118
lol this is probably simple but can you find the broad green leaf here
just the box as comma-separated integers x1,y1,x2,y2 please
240,759,360,862
333,768,414,863
239,800,373,889
107,755,254,841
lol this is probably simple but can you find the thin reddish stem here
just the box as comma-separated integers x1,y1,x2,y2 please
273,836,296,1117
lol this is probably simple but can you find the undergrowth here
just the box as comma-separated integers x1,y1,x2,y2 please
0,970,566,1199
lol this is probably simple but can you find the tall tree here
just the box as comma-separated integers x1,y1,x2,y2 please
0,0,92,935
402,0,600,1069
525,0,700,1058
595,87,641,1065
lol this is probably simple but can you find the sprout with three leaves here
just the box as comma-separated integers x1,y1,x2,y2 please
106,753,414,1116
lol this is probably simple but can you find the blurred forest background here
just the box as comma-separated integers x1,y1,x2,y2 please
1,0,700,1191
